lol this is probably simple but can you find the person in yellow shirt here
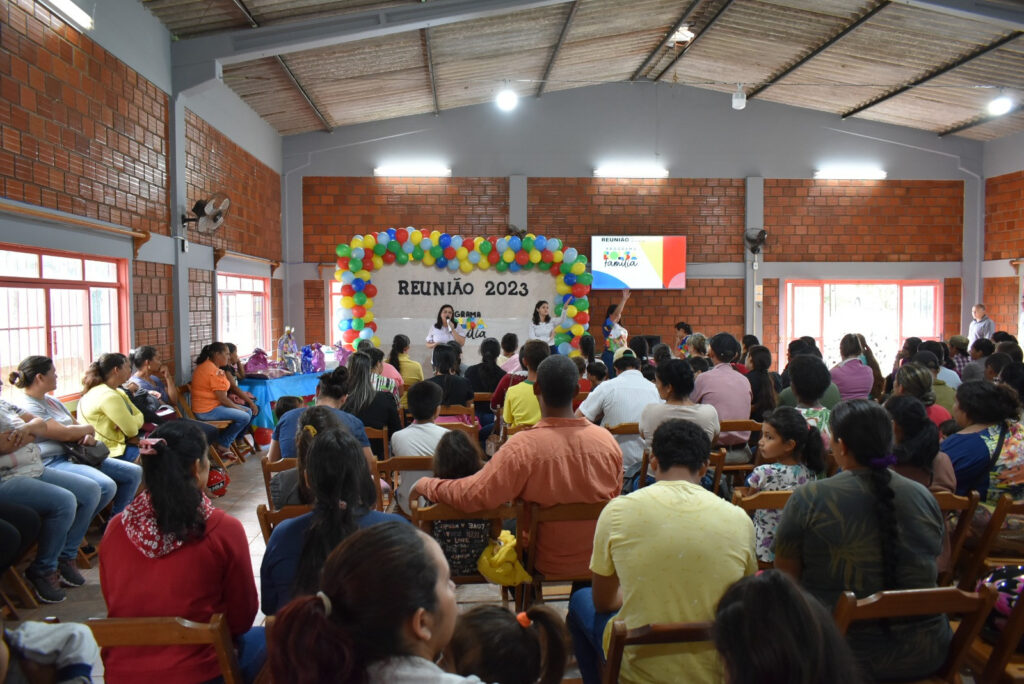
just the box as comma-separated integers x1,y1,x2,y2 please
502,340,549,430
387,334,423,409
78,353,144,462
566,418,757,684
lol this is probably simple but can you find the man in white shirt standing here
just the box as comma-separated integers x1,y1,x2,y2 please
968,303,995,344
577,347,659,483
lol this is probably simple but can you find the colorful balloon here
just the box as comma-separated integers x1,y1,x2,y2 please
509,236,522,251
451,235,463,249
439,233,452,248
364,284,377,298
410,230,423,245
354,292,367,306
396,251,409,264
396,228,408,243
336,244,351,257
352,305,366,318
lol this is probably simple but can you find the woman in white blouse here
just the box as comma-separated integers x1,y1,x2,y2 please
527,300,567,345
425,303,466,350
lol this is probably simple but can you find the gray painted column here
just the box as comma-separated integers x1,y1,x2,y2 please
745,177,764,340
168,94,192,383
961,170,984,331
282,154,310,344
509,175,527,230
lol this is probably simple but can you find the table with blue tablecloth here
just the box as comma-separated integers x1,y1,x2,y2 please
237,373,321,433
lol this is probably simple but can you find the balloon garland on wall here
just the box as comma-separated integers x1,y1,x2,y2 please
334,228,593,353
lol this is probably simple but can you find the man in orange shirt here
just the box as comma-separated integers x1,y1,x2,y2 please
413,354,622,577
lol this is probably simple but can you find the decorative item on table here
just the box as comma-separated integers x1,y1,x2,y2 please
264,360,294,379
243,348,271,377
277,326,299,360
310,342,326,373
300,345,315,374
332,343,353,369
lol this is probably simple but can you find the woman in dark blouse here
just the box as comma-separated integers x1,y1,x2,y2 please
464,338,506,440
342,352,401,456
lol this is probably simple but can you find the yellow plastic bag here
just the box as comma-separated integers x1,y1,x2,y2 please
476,530,532,586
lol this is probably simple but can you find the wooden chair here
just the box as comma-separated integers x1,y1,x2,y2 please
505,423,534,438
708,448,727,497
440,421,479,437
959,495,1024,591
516,500,610,610
730,490,793,568
573,391,589,405
603,620,714,684
965,572,1024,683
932,490,980,586
717,419,761,484
86,613,243,684
364,425,390,461
439,404,476,418
176,384,243,468
473,392,493,404
260,455,297,510
833,585,997,684
606,422,639,436
374,455,434,513
256,504,312,543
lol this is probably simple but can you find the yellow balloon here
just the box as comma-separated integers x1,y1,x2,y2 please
526,232,536,239
552,249,563,262
478,258,490,270
555,325,568,333
363,311,374,323
529,250,542,263
423,254,436,266
556,275,566,285
456,247,468,260
556,282,570,295
334,269,344,281
363,234,376,249
566,305,578,318
372,255,383,270
371,336,381,347
355,270,370,281
502,250,514,263
410,230,423,245
471,237,482,251
460,261,473,274
571,324,584,336
341,296,355,308
571,262,585,275
430,230,441,243
363,298,374,310
569,349,581,358
351,237,363,249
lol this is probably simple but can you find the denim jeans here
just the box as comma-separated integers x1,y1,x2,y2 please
566,588,617,684
195,406,252,448
45,454,142,514
121,445,140,463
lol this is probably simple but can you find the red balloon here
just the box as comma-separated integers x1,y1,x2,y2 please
342,329,359,343
382,251,396,264
396,228,408,243
352,305,366,318
337,257,350,270
367,321,378,332
443,247,456,260
572,284,588,297
549,263,561,276
574,311,589,324
363,284,378,298
515,251,529,265
341,285,354,296
488,250,500,264
363,258,375,272
541,250,553,263
570,336,581,348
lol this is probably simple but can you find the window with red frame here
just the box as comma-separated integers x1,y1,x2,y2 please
0,245,129,401
217,273,270,356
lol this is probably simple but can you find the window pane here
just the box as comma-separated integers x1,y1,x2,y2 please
218,291,267,354
226,277,241,292
217,275,228,289
902,286,938,339
42,255,83,281
0,288,46,403
0,250,39,278
50,289,89,399
90,288,119,357
84,260,117,283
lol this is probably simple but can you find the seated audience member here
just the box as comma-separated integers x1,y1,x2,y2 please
390,381,448,515
639,358,719,453
579,334,600,369
692,333,753,464
343,352,402,456
567,419,756,684
358,339,403,394
714,571,862,684
775,400,948,681
2,620,99,684
190,343,253,459
685,332,708,361
0,502,39,579
78,353,145,462
388,334,424,408
428,431,492,577
739,334,759,368
465,338,506,439
100,422,263,683
571,356,592,394
919,340,961,390
685,356,710,377
268,522,482,683
449,340,470,377
778,358,842,410
779,338,809,388
489,347,528,420
130,345,221,445
986,351,1013,382
222,343,259,417
628,337,655,382
651,343,672,367
270,407,345,509
912,351,957,414
748,407,823,563
273,396,302,422
745,345,780,424
885,396,956,493
414,355,622,578
884,336,922,394
894,362,951,427
504,341,549,430
673,321,692,359
993,330,1017,344
262,427,406,615
585,361,607,389
948,335,972,377
428,345,475,409
942,380,1023,501
782,354,833,457
498,333,521,373
446,605,569,684
997,340,1024,364
578,347,659,480
999,361,1024,408
961,337,994,382
830,333,874,401
12,356,141,516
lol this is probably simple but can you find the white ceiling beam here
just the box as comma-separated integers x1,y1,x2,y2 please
894,0,1024,30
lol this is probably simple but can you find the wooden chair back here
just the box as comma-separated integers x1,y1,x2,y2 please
375,455,434,512
708,448,726,497
932,490,980,586
606,422,640,435
967,568,1024,683
505,423,534,438
718,419,763,433
364,425,390,461
260,456,297,510
176,384,242,468
439,404,475,417
959,494,1024,591
730,490,793,511
473,392,493,404
411,500,517,583
86,613,242,684
833,585,997,683
603,620,714,684
256,503,312,543
440,421,479,437
573,391,589,405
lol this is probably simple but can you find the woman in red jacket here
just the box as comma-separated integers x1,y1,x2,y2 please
99,421,263,683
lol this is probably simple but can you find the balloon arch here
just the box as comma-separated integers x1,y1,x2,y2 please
333,228,593,353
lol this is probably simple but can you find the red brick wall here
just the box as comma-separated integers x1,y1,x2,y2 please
983,277,1019,337
133,261,174,373
761,278,780,370
302,177,509,264
986,171,1024,261
188,268,214,363
0,1,169,234
303,280,326,345
528,178,744,263
764,180,963,262
184,109,281,260
271,278,284,346
944,277,962,341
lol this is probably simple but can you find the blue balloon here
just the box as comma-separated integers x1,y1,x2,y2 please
386,229,395,239
564,247,578,262
439,233,452,248
583,323,590,331
436,257,448,269
402,241,415,254
451,235,463,249
534,235,547,251
447,260,460,271
509,236,522,251
496,238,508,253
564,273,577,285
341,308,354,320
547,238,561,252
351,278,364,292
421,238,433,251
351,247,365,260
467,251,481,264
378,232,389,245
360,328,374,340
337,319,351,331
563,293,574,304
509,262,520,272
557,342,572,355
341,271,355,284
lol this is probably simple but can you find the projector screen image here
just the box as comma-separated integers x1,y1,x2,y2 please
591,235,687,290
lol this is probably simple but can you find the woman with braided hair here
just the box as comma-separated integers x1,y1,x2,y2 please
774,399,949,680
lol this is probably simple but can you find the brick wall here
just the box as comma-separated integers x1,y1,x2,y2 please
184,109,281,261
761,278,780,369
944,277,962,340
188,268,214,363
304,280,326,345
302,177,509,264
271,278,284,346
986,171,1024,261
133,260,174,372
0,1,169,234
983,277,1019,337
764,180,963,262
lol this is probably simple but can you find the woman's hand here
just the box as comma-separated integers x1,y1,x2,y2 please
81,434,97,446
148,390,162,399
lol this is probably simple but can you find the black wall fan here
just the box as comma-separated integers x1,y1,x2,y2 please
182,193,231,234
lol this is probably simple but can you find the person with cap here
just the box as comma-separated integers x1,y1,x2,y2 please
692,333,754,464
577,346,660,483
911,351,956,414
948,335,971,378
968,304,995,345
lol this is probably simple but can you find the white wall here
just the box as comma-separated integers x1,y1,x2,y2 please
984,129,1024,178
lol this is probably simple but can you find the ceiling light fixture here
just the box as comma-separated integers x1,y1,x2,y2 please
732,84,746,111
670,25,695,44
495,84,518,112
39,0,94,30
593,162,669,179
988,92,1014,116
374,162,452,177
814,164,887,180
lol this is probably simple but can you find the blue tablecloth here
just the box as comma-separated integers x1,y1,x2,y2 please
238,373,321,429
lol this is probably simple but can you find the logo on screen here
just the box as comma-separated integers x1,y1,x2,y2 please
602,251,639,268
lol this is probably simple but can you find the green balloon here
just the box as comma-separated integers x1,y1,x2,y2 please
576,255,588,264
479,241,492,255
522,237,534,252
577,272,593,285
396,251,409,264
388,239,401,254
336,244,351,257
354,292,367,306
373,243,387,256
430,245,443,259
554,333,571,345
496,260,508,273
413,246,425,260
575,298,589,311
554,303,563,316
349,258,363,272
522,260,534,270
351,318,365,330
560,262,572,274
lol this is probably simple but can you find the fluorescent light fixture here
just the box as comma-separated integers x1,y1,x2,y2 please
495,88,518,112
732,84,746,111
670,25,695,43
373,162,452,177
814,164,887,180
988,94,1014,116
40,0,94,30
593,162,669,179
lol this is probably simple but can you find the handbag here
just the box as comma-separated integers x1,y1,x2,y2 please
61,440,110,468
476,530,531,587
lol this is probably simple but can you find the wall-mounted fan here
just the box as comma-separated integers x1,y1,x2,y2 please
744,228,767,255
182,193,231,234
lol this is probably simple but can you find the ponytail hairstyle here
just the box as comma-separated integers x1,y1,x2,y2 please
895,362,936,407
194,342,227,367
268,522,443,684
830,400,899,590
342,352,377,416
654,359,695,400
433,429,483,480
579,334,597,365
292,426,376,597
628,336,649,365
532,300,550,325
140,421,209,543
746,345,777,418
316,366,349,402
884,395,939,473
475,338,505,389
857,334,885,398
839,333,863,359
762,406,824,474
387,334,410,369
294,406,345,505
430,345,459,403
9,355,53,389
82,352,129,392
447,604,570,684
